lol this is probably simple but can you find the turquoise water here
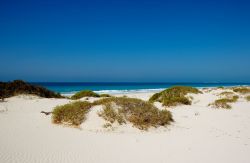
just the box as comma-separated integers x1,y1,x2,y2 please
31,82,250,95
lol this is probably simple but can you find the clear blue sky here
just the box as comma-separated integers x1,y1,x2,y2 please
0,0,250,82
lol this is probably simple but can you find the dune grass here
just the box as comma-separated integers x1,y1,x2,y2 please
246,96,250,101
70,90,112,100
98,103,126,125
209,95,239,109
94,97,173,130
71,90,100,99
233,87,250,94
219,91,236,98
52,97,173,130
100,94,112,97
149,86,201,107
52,101,92,126
0,80,64,99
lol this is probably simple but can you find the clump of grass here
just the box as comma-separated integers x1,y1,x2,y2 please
149,92,161,102
233,87,250,94
98,103,125,124
209,95,239,109
219,91,234,96
219,91,236,98
0,89,5,101
52,101,92,126
100,94,112,97
94,97,173,130
246,96,250,101
103,123,112,128
71,90,100,100
149,86,201,107
52,96,173,130
0,80,64,99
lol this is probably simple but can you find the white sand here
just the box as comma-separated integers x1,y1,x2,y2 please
1,89,250,163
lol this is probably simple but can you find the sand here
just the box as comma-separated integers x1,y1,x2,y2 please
1,88,250,163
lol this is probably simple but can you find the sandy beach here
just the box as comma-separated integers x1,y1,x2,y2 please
0,88,250,163
1,0,250,162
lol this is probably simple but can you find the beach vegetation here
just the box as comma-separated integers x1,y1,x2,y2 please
103,123,112,128
246,96,250,101
52,96,173,130
52,101,92,126
71,90,100,99
209,95,239,109
100,94,112,97
94,97,173,130
233,87,250,94
219,91,236,98
98,103,125,125
0,80,64,99
149,86,201,107
0,89,5,101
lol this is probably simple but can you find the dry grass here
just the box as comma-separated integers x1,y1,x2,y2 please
52,101,92,126
71,90,112,99
219,91,234,96
233,87,250,94
52,96,173,130
71,90,100,99
0,80,64,99
103,123,112,128
209,95,239,109
246,96,250,101
100,94,112,97
94,97,173,130
149,86,201,107
219,91,236,98
98,103,125,125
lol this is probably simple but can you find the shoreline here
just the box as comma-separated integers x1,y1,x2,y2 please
29,82,250,96
61,85,250,96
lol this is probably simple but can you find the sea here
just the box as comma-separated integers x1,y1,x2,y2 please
31,82,250,96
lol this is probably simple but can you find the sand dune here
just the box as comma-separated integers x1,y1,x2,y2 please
0,89,250,163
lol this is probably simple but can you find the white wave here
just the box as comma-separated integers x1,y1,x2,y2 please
61,91,78,97
59,85,250,96
61,88,165,96
94,88,164,95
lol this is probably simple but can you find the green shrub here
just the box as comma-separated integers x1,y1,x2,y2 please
0,80,64,99
149,92,161,101
100,94,112,97
233,87,250,94
219,91,234,96
149,86,201,107
94,97,173,130
219,91,236,99
71,90,100,99
52,97,173,130
52,101,92,126
209,95,239,109
0,89,5,101
246,96,250,101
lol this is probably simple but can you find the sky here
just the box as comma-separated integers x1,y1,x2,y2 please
0,0,250,82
